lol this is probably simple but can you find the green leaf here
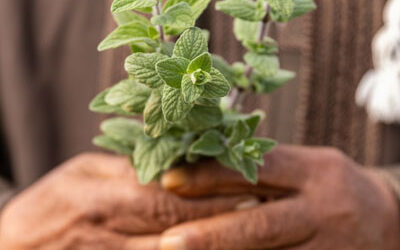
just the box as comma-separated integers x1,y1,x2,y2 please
242,138,276,165
189,130,225,156
125,52,168,88
100,118,143,145
133,135,181,184
93,135,134,155
217,149,258,184
182,74,204,103
179,105,223,130
266,0,295,22
98,22,158,51
292,0,316,18
243,37,278,55
111,0,157,13
245,138,276,154
187,52,212,73
195,97,220,107
211,55,236,84
105,79,151,113
254,69,295,93
190,69,212,85
163,0,212,19
113,11,151,26
160,41,175,56
162,84,193,121
89,88,137,115
173,27,208,61
244,52,279,77
144,90,171,138
227,120,250,146
202,68,231,98
152,2,195,36
233,18,260,42
156,57,190,88
223,111,264,136
216,0,266,21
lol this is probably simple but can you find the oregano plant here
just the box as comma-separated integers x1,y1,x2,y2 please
90,0,316,184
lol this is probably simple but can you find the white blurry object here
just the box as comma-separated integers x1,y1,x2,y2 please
356,0,400,123
384,0,400,26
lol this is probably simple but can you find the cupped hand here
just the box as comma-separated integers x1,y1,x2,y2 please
0,153,254,250
161,146,400,250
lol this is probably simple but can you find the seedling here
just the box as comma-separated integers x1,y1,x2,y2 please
90,0,316,184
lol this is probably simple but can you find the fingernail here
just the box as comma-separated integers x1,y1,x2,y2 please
235,198,260,210
161,168,189,190
160,235,186,250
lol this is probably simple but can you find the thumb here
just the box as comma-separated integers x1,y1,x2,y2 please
160,199,314,250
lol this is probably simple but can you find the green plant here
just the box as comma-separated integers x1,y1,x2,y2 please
90,0,316,184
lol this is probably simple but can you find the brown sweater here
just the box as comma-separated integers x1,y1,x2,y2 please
0,0,399,197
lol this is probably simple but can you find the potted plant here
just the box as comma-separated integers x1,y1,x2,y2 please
89,0,316,184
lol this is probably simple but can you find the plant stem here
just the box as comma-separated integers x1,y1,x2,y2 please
230,3,271,111
153,1,165,42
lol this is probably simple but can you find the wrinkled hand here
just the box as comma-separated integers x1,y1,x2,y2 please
161,146,400,250
0,153,253,250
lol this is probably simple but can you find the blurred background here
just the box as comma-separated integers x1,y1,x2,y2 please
0,0,399,198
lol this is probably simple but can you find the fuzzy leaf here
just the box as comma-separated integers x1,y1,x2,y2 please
233,19,260,42
133,135,181,184
125,53,168,88
173,27,208,61
111,0,157,13
245,138,276,154
211,55,236,84
89,88,137,115
100,117,143,146
160,42,175,56
156,57,190,88
227,120,250,146
93,135,134,155
162,84,193,121
179,105,223,130
182,74,204,103
187,52,212,73
202,68,231,98
195,97,220,107
152,2,194,35
113,11,151,26
217,149,258,184
144,90,171,137
254,69,295,93
216,0,266,21
266,0,295,22
189,130,225,156
105,79,151,113
292,0,316,19
244,52,279,77
243,37,278,55
242,138,276,164
98,22,158,51
163,0,212,19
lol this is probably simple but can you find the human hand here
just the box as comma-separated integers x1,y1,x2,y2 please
160,146,400,250
0,153,254,250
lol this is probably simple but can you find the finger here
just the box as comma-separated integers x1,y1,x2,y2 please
105,194,260,235
162,145,311,197
160,198,315,250
35,222,161,250
124,235,160,250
